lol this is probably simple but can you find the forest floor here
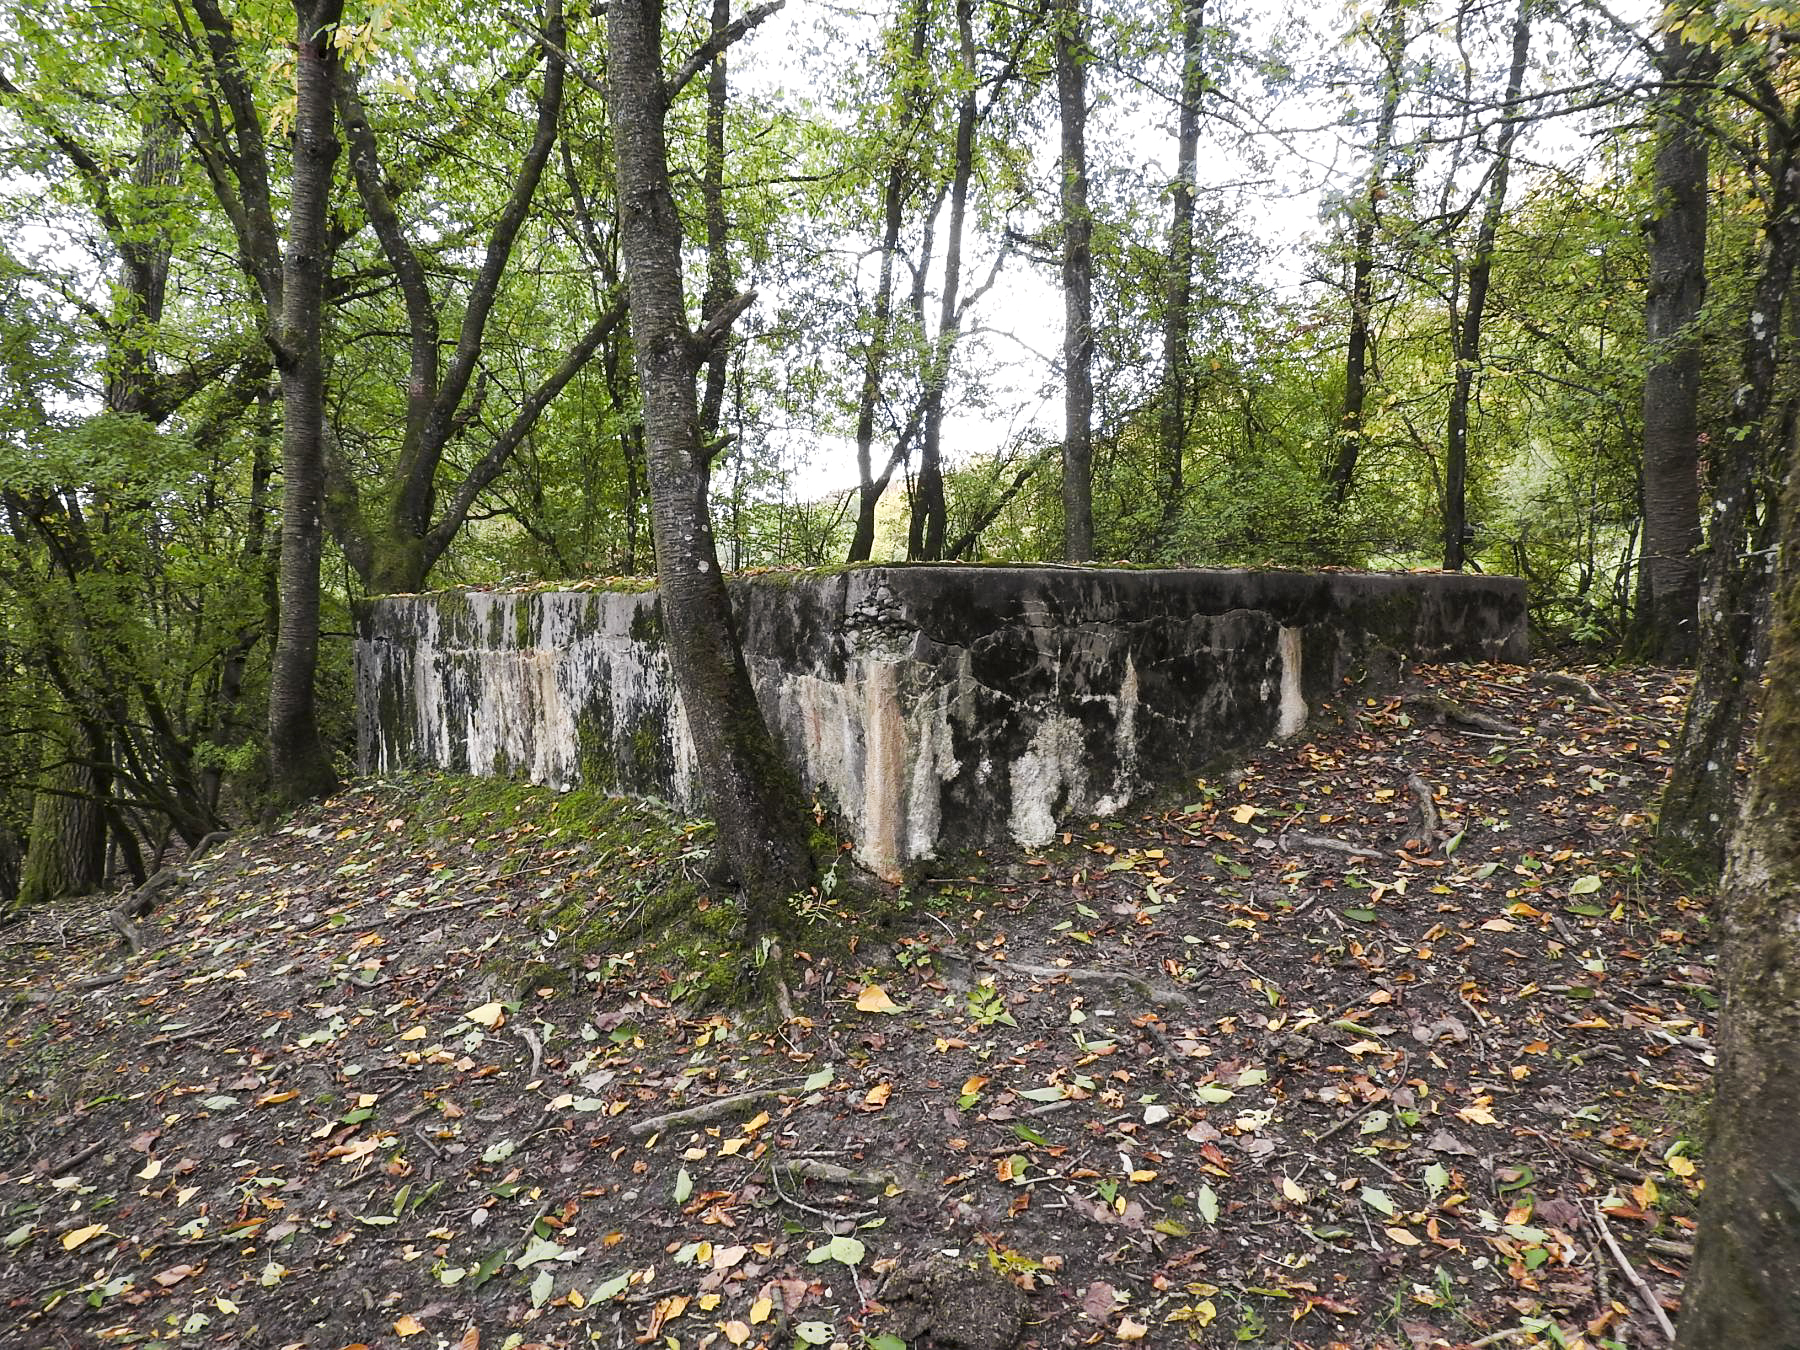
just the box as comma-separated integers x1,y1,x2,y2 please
0,661,1718,1350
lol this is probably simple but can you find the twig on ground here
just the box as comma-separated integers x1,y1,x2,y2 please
988,959,1190,1009
1311,1098,1389,1144
1278,831,1385,862
1406,772,1440,845
36,1138,105,1177
1592,1200,1678,1343
513,1022,543,1080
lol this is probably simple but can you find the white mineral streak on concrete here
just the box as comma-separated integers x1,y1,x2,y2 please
1009,714,1088,847
1092,651,1139,815
860,661,907,881
906,681,956,865
1277,625,1308,738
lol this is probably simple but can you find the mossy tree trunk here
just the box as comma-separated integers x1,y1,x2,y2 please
606,0,815,939
1674,399,1800,1349
1657,137,1800,874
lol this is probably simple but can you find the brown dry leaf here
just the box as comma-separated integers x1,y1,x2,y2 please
1385,1227,1422,1246
455,1325,480,1350
854,984,900,1014
153,1265,197,1287
862,1082,892,1109
1118,1316,1149,1341
723,1323,752,1347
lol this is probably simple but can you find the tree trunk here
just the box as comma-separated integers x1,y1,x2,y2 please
908,0,977,563
1640,32,1712,665
1057,0,1093,563
266,0,345,808
605,0,813,934
1156,0,1205,532
848,0,931,564
1673,403,1800,1350
1325,0,1403,513
1658,141,1800,874
1443,0,1529,572
15,752,107,909
698,0,733,441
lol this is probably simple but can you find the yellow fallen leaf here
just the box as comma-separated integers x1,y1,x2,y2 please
1481,918,1517,933
743,1111,771,1132
854,984,900,1014
1280,1177,1307,1204
1456,1103,1499,1126
394,1313,425,1336
137,1157,162,1181
863,1082,892,1108
749,1296,773,1324
1231,804,1257,825
466,1002,506,1029
61,1224,107,1251
962,1075,989,1096
399,1025,428,1042
1118,1316,1149,1341
1130,1169,1158,1183
723,1321,752,1346
1667,1154,1696,1178
698,1293,720,1311
215,1297,238,1315
1385,1227,1422,1246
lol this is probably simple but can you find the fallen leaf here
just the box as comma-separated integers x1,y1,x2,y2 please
862,1082,891,1109
394,1315,425,1337
1118,1316,1149,1341
61,1224,107,1251
466,1002,506,1029
1385,1227,1422,1246
854,985,900,1014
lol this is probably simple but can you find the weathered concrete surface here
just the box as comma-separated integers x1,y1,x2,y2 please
356,566,1527,878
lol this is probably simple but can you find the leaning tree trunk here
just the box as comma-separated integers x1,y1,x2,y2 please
1673,393,1800,1350
1443,0,1529,572
606,0,814,933
1057,0,1093,563
266,0,345,809
1640,31,1712,665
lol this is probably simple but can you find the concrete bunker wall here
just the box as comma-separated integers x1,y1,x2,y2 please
355,566,1527,878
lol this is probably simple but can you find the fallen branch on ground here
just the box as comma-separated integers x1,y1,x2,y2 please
1592,1199,1677,1343
627,1085,795,1138
988,959,1190,1009
1403,693,1521,737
